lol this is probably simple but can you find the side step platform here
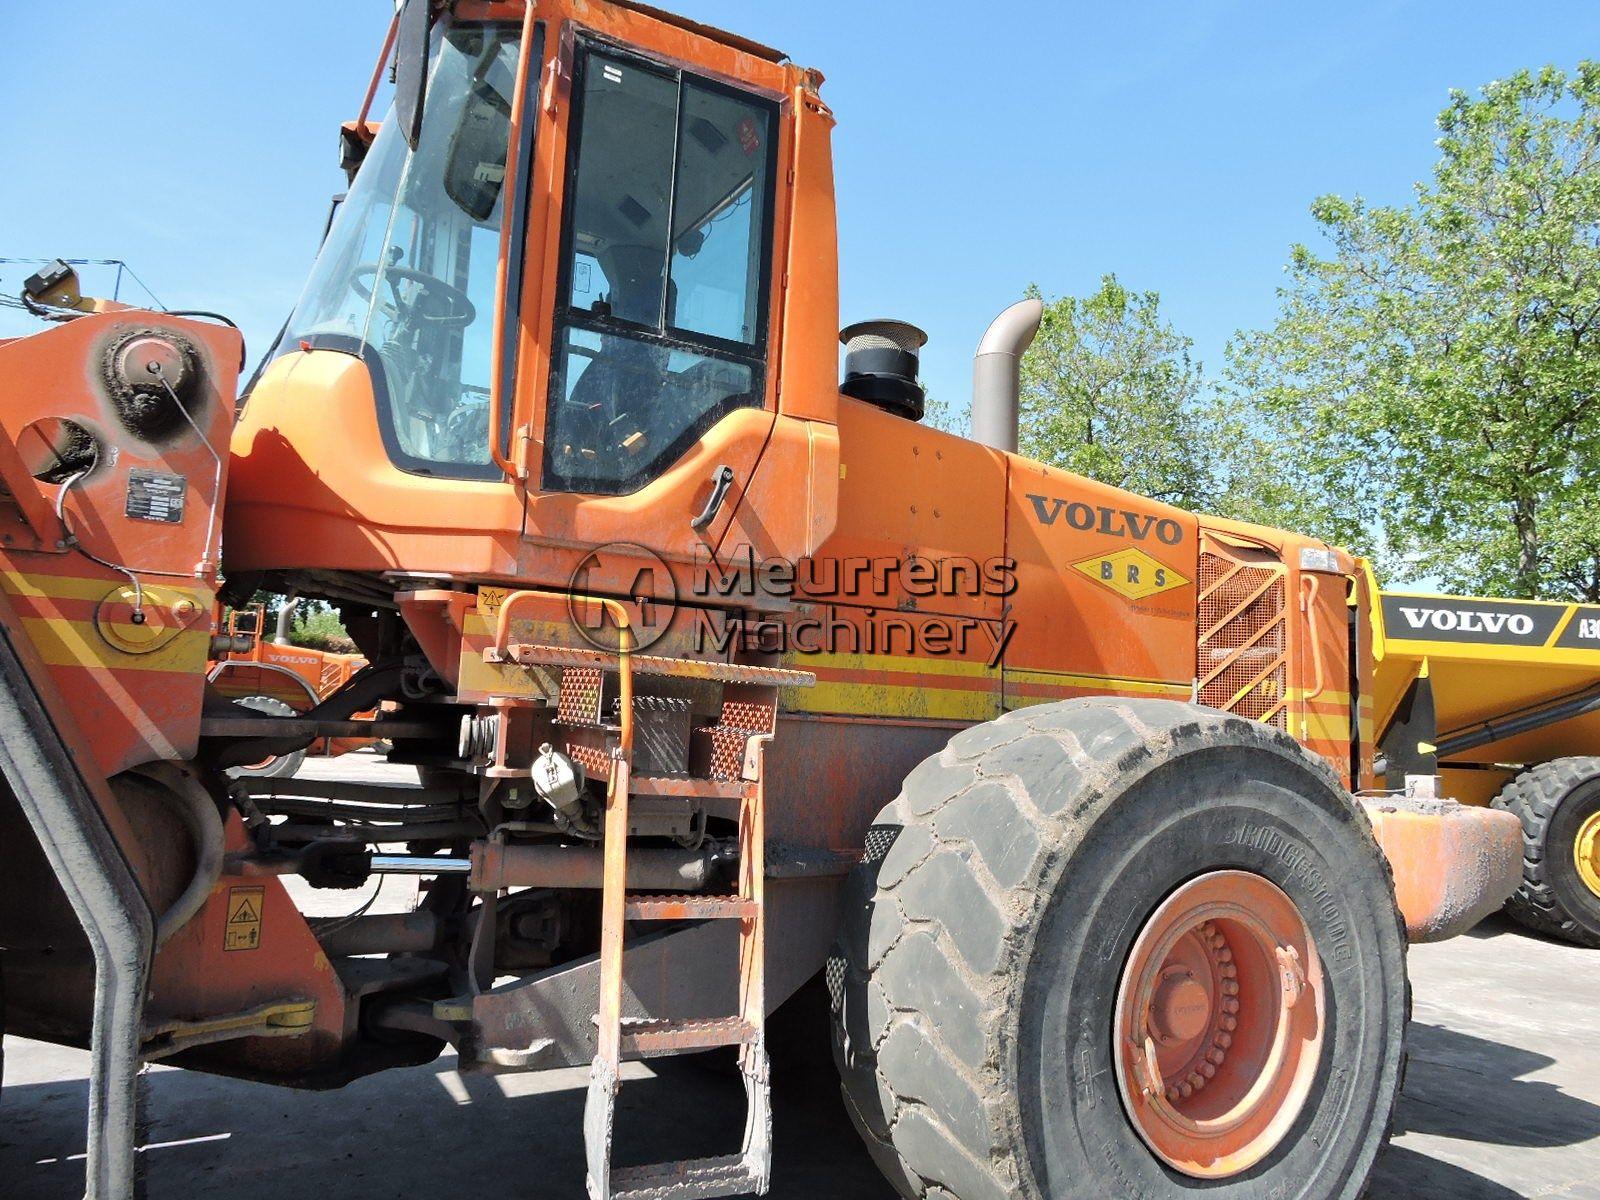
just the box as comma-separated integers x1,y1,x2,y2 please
609,1154,765,1200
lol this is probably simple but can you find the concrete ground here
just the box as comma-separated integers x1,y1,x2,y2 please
3,752,1599,1199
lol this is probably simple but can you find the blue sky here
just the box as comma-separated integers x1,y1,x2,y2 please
4,1,1598,418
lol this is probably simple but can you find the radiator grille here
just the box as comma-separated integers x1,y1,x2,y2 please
1197,547,1288,729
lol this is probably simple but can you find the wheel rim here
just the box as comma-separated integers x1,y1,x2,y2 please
1576,812,1600,899
1113,870,1326,1178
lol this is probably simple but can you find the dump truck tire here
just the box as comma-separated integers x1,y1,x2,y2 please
829,698,1408,1200
1492,757,1600,947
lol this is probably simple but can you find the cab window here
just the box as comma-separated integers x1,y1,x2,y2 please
545,46,778,495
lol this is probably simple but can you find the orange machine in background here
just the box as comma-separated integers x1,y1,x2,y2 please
208,602,371,776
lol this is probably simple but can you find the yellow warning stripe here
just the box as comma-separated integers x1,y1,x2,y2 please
0,568,207,606
0,570,212,675
20,616,210,674
1289,689,1354,746
1004,666,1191,697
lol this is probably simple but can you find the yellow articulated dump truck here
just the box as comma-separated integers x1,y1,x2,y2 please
1374,585,1600,945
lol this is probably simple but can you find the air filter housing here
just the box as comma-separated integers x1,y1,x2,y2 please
839,319,927,420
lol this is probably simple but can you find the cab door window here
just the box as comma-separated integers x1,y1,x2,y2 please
546,46,777,495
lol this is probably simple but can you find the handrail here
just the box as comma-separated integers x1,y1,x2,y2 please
1301,574,1327,704
491,589,634,757
355,14,400,131
486,2,542,480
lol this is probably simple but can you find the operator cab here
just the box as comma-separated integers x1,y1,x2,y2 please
263,7,779,493
230,0,837,592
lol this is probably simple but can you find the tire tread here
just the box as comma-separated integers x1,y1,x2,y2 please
830,698,1408,1200
1490,756,1600,947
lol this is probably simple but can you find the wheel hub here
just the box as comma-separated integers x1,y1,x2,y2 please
1150,967,1212,1045
1113,870,1326,1178
1576,811,1600,899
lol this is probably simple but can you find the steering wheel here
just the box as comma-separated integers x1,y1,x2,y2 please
350,263,477,332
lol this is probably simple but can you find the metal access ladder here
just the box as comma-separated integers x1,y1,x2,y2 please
583,719,774,1200
480,591,807,1200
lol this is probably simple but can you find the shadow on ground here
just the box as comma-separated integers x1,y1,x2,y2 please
1463,910,1574,947
4,1012,1596,1199
1397,1021,1600,1150
0,1048,892,1200
1367,1146,1522,1200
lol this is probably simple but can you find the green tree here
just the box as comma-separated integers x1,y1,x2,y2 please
289,606,359,654
1229,64,1600,599
920,391,967,438
1018,276,1216,508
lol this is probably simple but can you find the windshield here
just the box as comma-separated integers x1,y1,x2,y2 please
275,21,521,476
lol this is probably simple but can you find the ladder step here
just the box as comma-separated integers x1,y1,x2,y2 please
624,894,757,921
619,1017,757,1057
610,1154,759,1200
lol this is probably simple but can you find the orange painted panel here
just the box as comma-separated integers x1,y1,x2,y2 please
1004,459,1199,705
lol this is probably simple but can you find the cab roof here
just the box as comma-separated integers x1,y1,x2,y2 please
608,0,788,63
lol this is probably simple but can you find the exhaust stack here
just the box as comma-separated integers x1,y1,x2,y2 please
970,298,1044,453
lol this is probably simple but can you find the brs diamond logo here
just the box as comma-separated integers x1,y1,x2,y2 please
1072,548,1190,601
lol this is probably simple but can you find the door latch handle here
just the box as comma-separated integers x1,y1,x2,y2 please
691,465,736,531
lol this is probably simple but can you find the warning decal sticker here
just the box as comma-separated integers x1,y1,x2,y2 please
224,886,264,952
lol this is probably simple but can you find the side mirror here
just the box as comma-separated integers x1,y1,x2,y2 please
394,0,432,152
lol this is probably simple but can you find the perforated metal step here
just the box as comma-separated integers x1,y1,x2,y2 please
609,1155,761,1200
623,894,757,921
619,1016,757,1056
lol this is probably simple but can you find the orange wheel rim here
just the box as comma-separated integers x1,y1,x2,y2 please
1113,870,1325,1178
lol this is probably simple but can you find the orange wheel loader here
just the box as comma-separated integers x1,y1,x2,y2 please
209,600,372,778
0,4,1522,1198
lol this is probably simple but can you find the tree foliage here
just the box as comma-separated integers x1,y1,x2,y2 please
1229,63,1600,599
288,606,359,655
1018,276,1218,509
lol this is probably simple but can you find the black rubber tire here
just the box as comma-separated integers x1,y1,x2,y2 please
828,698,1408,1200
1491,757,1600,947
226,696,307,780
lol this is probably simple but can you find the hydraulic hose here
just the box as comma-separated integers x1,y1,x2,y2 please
128,762,225,948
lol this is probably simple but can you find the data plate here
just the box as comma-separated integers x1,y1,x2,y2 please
125,469,186,524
